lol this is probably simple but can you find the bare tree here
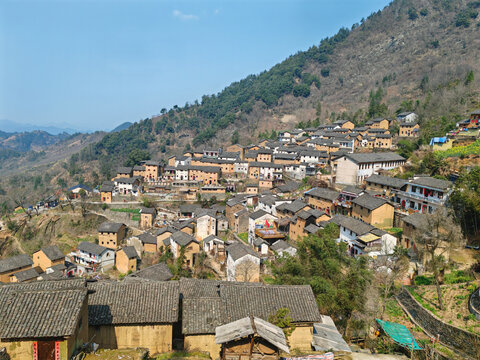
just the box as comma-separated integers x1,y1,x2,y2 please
236,259,259,282
414,208,465,310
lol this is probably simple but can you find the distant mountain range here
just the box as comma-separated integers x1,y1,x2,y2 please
0,120,83,135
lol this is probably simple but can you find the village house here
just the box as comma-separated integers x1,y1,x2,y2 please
333,119,355,130
100,184,113,203
139,232,158,253
226,144,245,159
133,165,146,178
153,227,176,251
374,133,393,149
11,267,40,283
394,176,452,214
203,235,226,261
116,167,133,179
299,150,328,165
331,215,396,257
289,209,330,241
226,242,261,282
276,199,310,219
257,195,291,216
196,209,217,240
115,246,139,273
468,109,480,128
0,254,33,283
180,279,322,357
234,208,249,233
248,162,283,181
0,280,89,360
140,207,156,229
246,184,259,194
143,160,162,181
234,160,249,176
365,117,389,130
335,186,364,216
273,153,299,165
335,152,405,185
365,174,407,197
226,196,247,229
270,239,297,257
188,165,221,185
215,316,290,359
399,120,420,137
169,231,201,268
115,177,142,195
67,184,92,198
70,242,115,274
351,194,394,228
33,245,65,272
98,222,126,250
283,163,307,180
88,281,179,354
304,187,340,216
248,210,278,244
396,111,418,123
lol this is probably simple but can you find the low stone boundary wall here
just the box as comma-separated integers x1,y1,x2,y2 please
469,287,480,321
396,288,480,359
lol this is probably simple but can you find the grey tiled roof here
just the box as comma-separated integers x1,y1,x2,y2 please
12,267,39,282
249,161,283,169
126,262,173,282
276,199,308,214
250,209,269,220
138,232,157,245
180,280,321,335
410,177,452,190
117,167,133,174
344,152,405,163
120,246,138,259
0,254,33,274
402,213,428,229
365,174,407,189
98,222,124,233
306,187,340,201
352,194,389,210
304,224,321,234
0,284,87,339
140,207,156,215
330,214,374,235
78,242,109,256
226,242,259,261
38,245,64,261
169,231,198,246
270,240,295,251
88,281,179,325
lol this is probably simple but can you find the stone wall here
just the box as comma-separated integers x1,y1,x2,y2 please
469,287,480,321
397,288,480,359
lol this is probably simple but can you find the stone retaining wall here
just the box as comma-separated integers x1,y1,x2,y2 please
469,287,480,321
396,288,480,359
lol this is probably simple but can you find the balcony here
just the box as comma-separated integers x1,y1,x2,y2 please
255,229,286,240
394,190,446,205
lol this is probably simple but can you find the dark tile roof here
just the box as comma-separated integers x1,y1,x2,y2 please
276,181,300,193
402,213,428,229
270,240,295,251
304,224,321,234
365,174,407,189
344,152,405,163
132,165,145,171
330,214,374,235
88,281,179,325
140,207,156,215
188,165,221,173
296,210,315,220
250,209,270,220
98,222,124,233
182,297,225,335
180,280,321,335
37,245,64,261
169,231,198,246
179,204,201,213
126,262,173,282
78,242,109,256
226,242,260,261
120,246,138,259
0,254,33,274
410,177,452,190
341,186,364,196
153,227,176,236
101,185,114,192
117,167,133,174
0,284,87,339
276,199,308,214
249,161,283,169
138,232,157,245
12,267,39,282
306,188,340,202
352,194,390,210
115,176,141,184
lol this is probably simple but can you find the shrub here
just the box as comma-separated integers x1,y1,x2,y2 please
101,203,108,210
293,84,310,97
321,68,330,77
408,7,418,20
420,8,428,16
415,275,433,285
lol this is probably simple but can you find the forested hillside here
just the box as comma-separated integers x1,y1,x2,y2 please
1,0,480,200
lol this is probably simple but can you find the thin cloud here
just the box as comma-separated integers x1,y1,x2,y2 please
214,9,220,15
173,10,199,21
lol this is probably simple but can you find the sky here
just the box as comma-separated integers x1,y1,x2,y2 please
0,0,391,132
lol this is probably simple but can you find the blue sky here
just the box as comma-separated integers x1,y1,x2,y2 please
0,0,390,132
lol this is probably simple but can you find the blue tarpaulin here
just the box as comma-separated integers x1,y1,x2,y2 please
429,137,447,146
376,319,422,350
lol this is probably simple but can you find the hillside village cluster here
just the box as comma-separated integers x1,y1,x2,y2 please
0,110,479,359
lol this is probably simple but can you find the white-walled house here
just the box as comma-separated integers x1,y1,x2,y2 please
256,195,291,216
196,210,217,240
335,153,405,185
248,210,278,244
115,177,142,195
271,240,297,257
226,242,261,282
69,242,115,273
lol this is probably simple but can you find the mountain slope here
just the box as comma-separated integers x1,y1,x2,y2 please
2,0,480,191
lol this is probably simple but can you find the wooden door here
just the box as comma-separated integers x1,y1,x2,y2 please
37,341,56,360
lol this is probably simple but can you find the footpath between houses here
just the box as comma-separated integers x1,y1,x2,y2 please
396,288,480,360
